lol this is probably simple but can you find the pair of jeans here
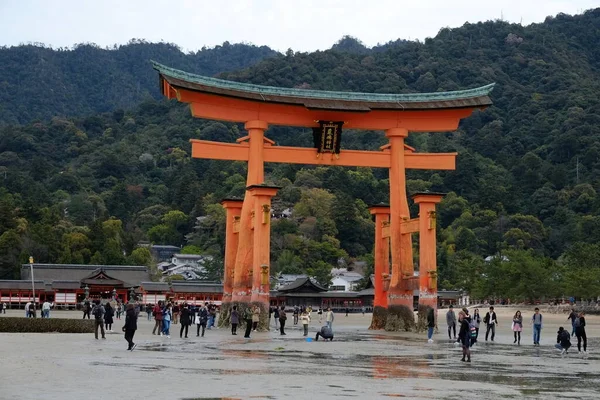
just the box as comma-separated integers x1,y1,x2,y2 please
315,332,333,341
252,321,258,331
533,324,542,344
303,324,309,336
180,324,189,338
152,320,162,334
555,343,570,351
124,329,136,349
485,324,495,341
197,322,206,337
231,323,238,335
208,315,214,329
279,318,286,334
162,320,171,336
577,331,587,352
147,312,152,321
94,319,105,339
244,319,252,338
326,321,332,329
427,327,434,340
448,323,456,338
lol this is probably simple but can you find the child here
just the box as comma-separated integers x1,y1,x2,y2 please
555,327,571,355
300,310,311,336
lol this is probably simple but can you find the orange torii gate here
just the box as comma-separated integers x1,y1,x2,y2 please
153,62,494,330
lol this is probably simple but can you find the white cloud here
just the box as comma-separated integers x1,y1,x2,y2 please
0,0,596,52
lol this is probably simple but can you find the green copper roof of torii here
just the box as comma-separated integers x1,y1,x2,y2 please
153,61,495,110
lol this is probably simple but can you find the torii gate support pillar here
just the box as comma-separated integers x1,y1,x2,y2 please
413,192,444,331
218,198,243,327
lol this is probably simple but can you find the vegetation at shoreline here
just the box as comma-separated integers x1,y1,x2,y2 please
0,9,599,301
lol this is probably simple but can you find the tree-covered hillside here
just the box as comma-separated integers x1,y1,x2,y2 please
0,40,278,124
1,9,599,301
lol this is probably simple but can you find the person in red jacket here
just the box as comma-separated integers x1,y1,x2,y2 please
152,301,163,336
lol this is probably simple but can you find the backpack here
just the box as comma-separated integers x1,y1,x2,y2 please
574,317,581,329
93,306,102,319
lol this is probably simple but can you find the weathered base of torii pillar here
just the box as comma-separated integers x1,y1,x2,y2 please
368,205,390,330
413,192,444,332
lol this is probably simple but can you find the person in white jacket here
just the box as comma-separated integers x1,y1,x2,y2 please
300,310,311,336
325,307,334,329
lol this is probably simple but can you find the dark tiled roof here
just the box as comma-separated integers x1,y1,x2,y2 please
51,281,81,290
357,288,375,296
278,277,328,293
171,282,223,293
21,264,150,287
0,280,45,290
279,292,361,298
140,282,170,292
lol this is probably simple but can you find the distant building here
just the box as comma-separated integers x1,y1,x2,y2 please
161,254,212,280
275,274,308,289
150,245,181,262
330,270,364,291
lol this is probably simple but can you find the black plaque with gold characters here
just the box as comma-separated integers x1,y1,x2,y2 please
312,121,343,154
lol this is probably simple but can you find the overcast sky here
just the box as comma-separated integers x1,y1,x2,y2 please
0,0,597,52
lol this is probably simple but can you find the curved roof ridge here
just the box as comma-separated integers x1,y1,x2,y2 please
152,61,495,103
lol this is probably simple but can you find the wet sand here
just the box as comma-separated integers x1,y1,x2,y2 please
0,306,598,400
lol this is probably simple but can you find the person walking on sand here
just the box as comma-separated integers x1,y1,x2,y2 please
471,308,481,340
325,307,334,329
484,306,498,342
567,308,578,337
531,307,543,346
318,307,323,323
279,306,287,335
273,306,279,329
104,302,114,332
555,326,571,355
446,305,457,340
300,310,311,336
243,306,253,338
179,303,191,338
123,303,138,351
252,304,260,331
196,302,208,337
574,311,587,355
458,311,471,362
512,310,523,345
91,300,106,340
152,301,163,336
162,303,172,338
116,302,122,320
230,305,240,335
426,307,435,343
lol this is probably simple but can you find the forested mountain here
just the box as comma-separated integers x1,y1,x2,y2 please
0,40,278,124
1,9,600,301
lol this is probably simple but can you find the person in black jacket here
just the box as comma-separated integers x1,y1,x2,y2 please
123,303,138,351
196,303,208,337
483,306,498,341
555,326,571,355
426,307,435,343
179,303,191,338
575,312,587,354
458,311,471,362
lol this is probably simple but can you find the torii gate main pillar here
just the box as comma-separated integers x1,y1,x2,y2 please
385,128,418,331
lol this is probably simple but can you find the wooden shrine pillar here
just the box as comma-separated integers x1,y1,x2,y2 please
232,120,267,304
385,128,416,330
369,205,390,330
412,193,444,312
248,184,280,329
220,199,243,304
